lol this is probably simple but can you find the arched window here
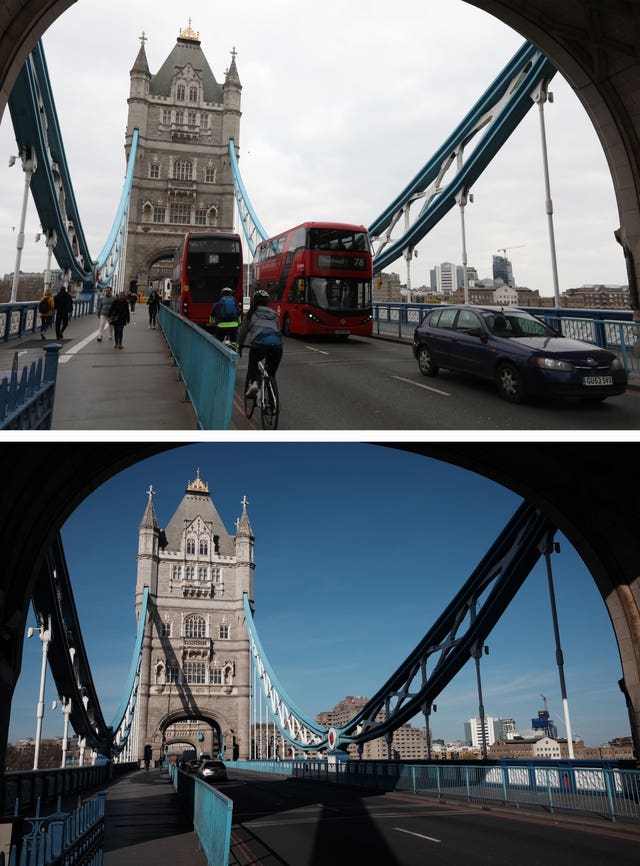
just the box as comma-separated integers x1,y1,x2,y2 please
186,538,195,555
174,160,193,181
184,615,206,638
198,566,207,581
172,565,182,581
185,566,194,581
199,539,208,556
177,84,186,101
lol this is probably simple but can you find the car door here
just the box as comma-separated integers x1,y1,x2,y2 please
426,307,459,367
449,308,490,375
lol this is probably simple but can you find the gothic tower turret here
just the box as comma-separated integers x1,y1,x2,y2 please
235,495,254,606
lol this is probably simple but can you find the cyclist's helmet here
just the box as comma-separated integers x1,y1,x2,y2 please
253,290,270,306
221,287,233,295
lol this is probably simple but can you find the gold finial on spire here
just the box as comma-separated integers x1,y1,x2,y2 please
179,18,200,42
187,468,209,493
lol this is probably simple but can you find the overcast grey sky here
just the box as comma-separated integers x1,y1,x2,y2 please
0,0,628,295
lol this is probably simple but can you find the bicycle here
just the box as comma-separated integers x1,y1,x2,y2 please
243,359,279,429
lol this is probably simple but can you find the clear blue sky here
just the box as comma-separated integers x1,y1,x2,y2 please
9,443,628,748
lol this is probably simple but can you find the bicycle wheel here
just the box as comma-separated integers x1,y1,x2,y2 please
243,375,257,419
260,378,279,429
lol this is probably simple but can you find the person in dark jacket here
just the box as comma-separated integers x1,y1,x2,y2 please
147,290,161,329
109,292,131,349
237,290,283,397
54,285,73,339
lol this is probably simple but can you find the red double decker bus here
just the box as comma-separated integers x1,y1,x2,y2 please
171,232,243,329
253,222,373,337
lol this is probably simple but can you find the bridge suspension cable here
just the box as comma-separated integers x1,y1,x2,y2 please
246,501,556,754
8,41,140,294
229,139,268,257
368,41,556,273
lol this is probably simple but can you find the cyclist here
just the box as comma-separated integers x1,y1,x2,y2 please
210,287,240,344
237,290,283,398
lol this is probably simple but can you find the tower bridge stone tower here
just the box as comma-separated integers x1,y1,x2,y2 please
132,470,254,764
123,20,242,295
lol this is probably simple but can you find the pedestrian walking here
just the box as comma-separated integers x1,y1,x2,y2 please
38,289,54,339
96,287,115,342
147,289,161,329
110,291,130,349
54,285,73,339
127,288,138,314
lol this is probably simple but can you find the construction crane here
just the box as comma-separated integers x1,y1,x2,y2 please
497,244,526,258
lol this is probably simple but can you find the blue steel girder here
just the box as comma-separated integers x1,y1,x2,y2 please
110,584,148,754
246,501,555,754
229,139,268,257
95,128,139,289
369,41,556,273
8,41,94,287
31,534,111,753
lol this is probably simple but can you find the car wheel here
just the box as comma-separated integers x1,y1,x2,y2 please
417,345,439,377
496,363,525,403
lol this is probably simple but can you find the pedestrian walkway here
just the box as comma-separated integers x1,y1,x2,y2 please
102,769,208,866
0,311,197,429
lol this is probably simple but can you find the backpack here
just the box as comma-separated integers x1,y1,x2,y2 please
38,297,50,314
217,295,238,322
252,327,282,349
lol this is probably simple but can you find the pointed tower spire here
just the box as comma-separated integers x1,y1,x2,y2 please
224,46,242,89
131,32,151,76
237,494,253,538
139,484,159,530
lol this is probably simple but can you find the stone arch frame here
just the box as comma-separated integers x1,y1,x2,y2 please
160,708,229,757
0,441,638,773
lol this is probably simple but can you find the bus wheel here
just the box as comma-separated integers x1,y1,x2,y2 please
282,315,291,337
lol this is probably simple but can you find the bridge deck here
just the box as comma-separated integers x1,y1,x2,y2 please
0,310,198,430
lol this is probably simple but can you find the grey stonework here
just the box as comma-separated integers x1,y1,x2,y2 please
123,25,242,294
133,471,254,763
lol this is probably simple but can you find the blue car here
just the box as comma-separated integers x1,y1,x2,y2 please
412,305,627,403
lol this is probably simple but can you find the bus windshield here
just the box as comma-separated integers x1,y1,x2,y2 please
308,228,371,253
186,237,241,302
308,277,371,312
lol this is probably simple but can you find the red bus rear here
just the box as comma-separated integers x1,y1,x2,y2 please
171,232,243,329
253,222,373,337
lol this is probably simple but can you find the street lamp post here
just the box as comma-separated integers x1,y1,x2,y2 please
9,147,38,303
533,82,561,307
30,614,52,770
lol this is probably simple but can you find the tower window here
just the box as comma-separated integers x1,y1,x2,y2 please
153,206,166,224
177,84,186,101
172,565,182,580
199,539,208,556
212,669,222,685
184,615,206,638
188,112,197,127
149,163,160,179
185,566,194,581
160,622,172,637
205,167,216,184
195,210,207,226
211,567,221,583
170,204,191,224
219,625,229,639
189,86,198,102
173,160,193,181
186,538,196,555
198,566,207,581
166,664,179,684
201,115,209,129
162,109,172,125
184,662,206,684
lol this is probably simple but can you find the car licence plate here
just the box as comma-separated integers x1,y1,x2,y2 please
583,376,613,386
335,329,350,335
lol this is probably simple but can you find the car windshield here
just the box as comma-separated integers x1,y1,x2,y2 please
481,310,556,338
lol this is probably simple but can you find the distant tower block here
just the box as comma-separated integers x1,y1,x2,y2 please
123,22,242,295
131,472,254,763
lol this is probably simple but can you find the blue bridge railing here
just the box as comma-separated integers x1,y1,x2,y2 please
373,303,640,374
0,345,61,430
157,305,237,430
0,299,93,345
167,763,232,866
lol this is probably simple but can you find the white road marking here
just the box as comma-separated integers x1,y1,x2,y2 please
58,331,101,363
394,827,442,843
392,375,451,397
305,346,331,356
